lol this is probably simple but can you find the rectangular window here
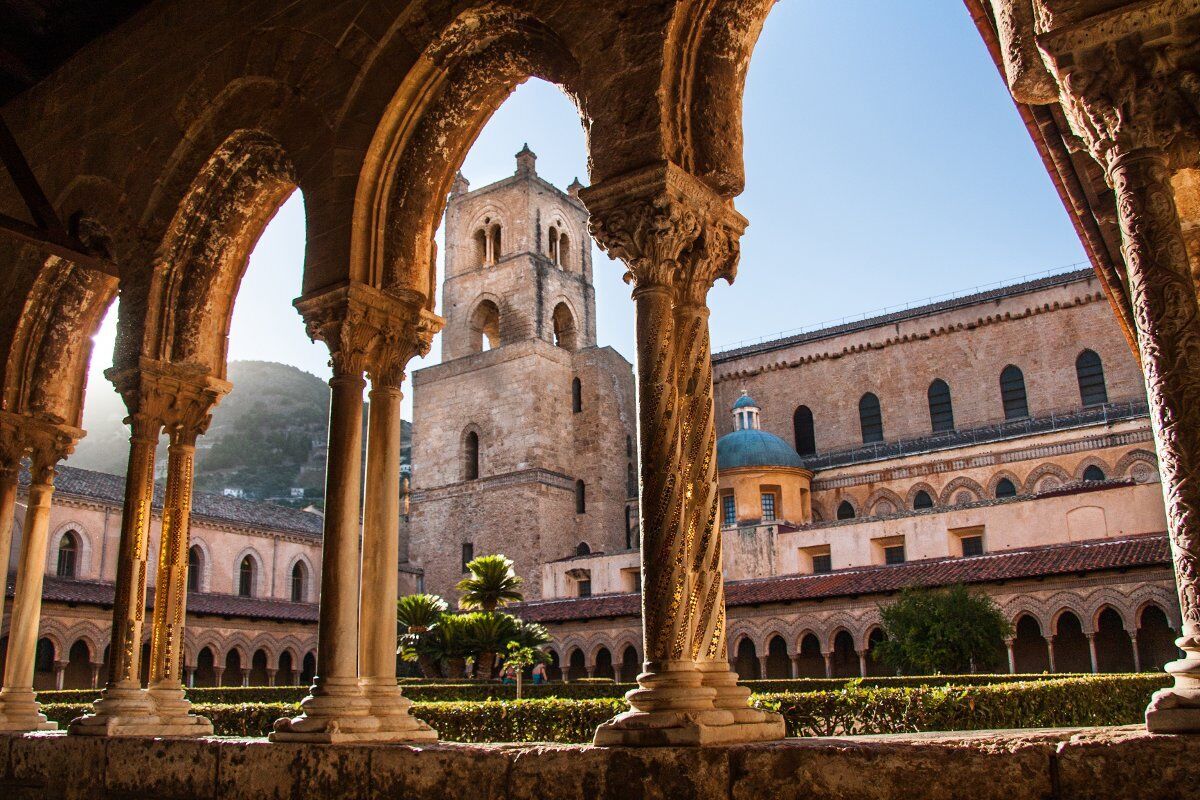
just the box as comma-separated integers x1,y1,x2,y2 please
722,493,736,527
461,542,474,572
961,535,984,558
811,553,832,574
577,579,592,598
760,492,776,522
884,544,906,565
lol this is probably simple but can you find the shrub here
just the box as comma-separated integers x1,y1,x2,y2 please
37,675,1169,743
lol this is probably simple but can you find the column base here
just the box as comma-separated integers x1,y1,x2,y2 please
0,689,57,732
697,659,787,732
1145,653,1200,733
269,677,380,743
359,679,438,742
68,683,180,738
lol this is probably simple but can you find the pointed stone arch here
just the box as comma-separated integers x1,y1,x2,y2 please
938,476,986,507
864,487,905,518
1023,463,1072,495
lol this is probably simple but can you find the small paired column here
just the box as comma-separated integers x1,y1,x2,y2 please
789,655,801,679
1005,638,1016,674
72,361,228,737
584,164,782,746
822,652,833,679
273,283,440,743
856,650,868,678
0,417,80,731
1087,634,1099,674
1046,636,1057,673
1130,632,1142,673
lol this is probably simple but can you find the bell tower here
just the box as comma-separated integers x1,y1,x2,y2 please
406,146,638,603
440,144,596,361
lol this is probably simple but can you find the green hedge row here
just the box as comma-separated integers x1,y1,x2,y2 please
32,672,1112,706
37,675,1168,743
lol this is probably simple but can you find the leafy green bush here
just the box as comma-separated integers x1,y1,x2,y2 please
37,675,1169,743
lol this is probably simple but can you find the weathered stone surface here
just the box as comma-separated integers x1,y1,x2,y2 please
1056,726,1200,800
6,732,104,800
215,739,370,800
368,743,509,800
104,736,218,799
507,744,730,800
728,733,1055,800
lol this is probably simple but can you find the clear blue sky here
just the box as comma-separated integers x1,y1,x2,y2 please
87,1,1086,421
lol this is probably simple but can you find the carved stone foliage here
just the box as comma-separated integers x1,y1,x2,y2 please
296,282,444,382
105,358,232,442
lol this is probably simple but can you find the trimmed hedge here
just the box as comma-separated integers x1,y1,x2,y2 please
32,672,1111,706
37,675,1168,743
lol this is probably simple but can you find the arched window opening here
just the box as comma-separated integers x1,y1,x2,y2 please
187,545,203,592
1054,611,1090,673
575,480,586,514
464,430,480,481
1083,464,1106,482
836,501,855,520
559,231,571,269
927,379,954,433
575,542,591,557
1076,349,1108,407
300,652,317,685
734,638,760,680
56,530,79,578
626,462,637,497
831,630,858,678
1000,365,1029,420
626,435,634,458
995,477,1018,498
793,405,815,456
858,392,883,444
490,224,502,263
765,636,791,679
548,225,559,263
1014,614,1049,673
291,561,308,602
469,299,500,352
553,302,578,350
572,377,582,412
238,556,255,598
912,490,933,510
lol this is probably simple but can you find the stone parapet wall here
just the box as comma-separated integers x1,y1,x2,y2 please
0,727,1196,800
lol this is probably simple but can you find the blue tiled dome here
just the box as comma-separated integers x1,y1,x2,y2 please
717,428,804,470
732,393,758,410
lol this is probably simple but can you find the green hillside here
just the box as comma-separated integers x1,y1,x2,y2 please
70,360,412,508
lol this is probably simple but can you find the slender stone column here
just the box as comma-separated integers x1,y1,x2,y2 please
146,416,218,734
1131,633,1142,673
357,334,436,741
91,664,102,690
273,283,441,743
54,662,66,690
756,656,769,680
266,669,277,687
857,650,868,678
822,652,833,679
0,413,25,633
1046,637,1057,673
1087,634,1099,674
213,666,225,686
1005,638,1016,674
789,655,801,679
0,425,77,731
70,407,161,734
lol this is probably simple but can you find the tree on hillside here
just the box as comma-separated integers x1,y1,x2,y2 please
456,554,524,611
874,585,1012,675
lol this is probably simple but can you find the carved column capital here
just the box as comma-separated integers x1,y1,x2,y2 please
105,358,231,446
1,411,83,486
296,283,444,384
1037,5,1200,168
581,162,747,298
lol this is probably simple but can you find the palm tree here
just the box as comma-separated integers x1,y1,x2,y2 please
397,594,448,678
419,613,475,679
456,554,525,611
463,611,520,679
511,619,551,651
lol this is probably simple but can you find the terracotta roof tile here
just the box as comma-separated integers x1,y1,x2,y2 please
6,575,319,624
512,533,1171,623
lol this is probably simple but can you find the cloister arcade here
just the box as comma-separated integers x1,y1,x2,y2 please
0,0,1198,748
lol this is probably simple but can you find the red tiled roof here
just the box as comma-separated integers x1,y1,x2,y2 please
6,575,319,624
512,533,1171,623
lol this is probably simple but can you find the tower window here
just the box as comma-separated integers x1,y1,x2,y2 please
760,492,776,522
473,228,488,268
548,225,558,263
552,302,577,350
576,542,591,557
1076,349,1108,407
464,430,480,480
56,531,78,578
912,490,934,510
927,379,954,433
559,231,571,269
793,405,815,456
490,224,502,263
575,480,587,514
1000,365,1029,420
722,493,736,527
995,478,1017,498
1083,465,1106,482
461,542,474,572
836,501,856,520
470,299,500,352
858,392,883,444
572,377,582,413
